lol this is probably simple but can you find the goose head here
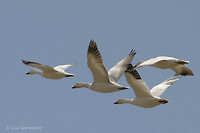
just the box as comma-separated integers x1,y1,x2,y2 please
114,98,133,104
72,82,91,89
26,69,42,75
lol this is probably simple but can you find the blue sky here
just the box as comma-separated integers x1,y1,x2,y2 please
0,0,199,133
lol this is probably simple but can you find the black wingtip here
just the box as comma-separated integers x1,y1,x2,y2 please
119,87,129,90
26,72,30,75
22,59,29,65
125,64,141,79
88,39,97,50
114,101,118,104
89,39,96,46
129,49,136,56
65,74,74,77
88,39,102,60
126,64,134,72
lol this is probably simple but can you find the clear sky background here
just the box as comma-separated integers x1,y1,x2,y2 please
0,0,199,133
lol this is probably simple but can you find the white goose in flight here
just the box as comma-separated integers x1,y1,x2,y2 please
72,39,136,93
114,64,181,108
134,56,193,76
22,59,77,79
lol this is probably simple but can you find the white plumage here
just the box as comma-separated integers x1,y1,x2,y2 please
22,59,77,79
114,64,181,108
72,39,136,93
134,56,194,76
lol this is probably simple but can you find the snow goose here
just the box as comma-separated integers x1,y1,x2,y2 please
22,59,77,79
114,64,181,108
72,39,136,93
134,56,194,76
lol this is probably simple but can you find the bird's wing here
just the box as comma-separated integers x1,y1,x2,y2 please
125,64,152,98
155,56,189,64
150,75,181,97
171,65,194,76
22,59,56,72
108,49,136,82
87,40,109,83
54,62,78,72
133,56,179,68
133,57,162,68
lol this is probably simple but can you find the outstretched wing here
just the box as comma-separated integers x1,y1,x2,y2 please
22,59,56,72
150,75,181,97
133,57,164,69
108,50,136,82
133,56,189,69
87,40,109,83
54,62,79,72
125,64,152,98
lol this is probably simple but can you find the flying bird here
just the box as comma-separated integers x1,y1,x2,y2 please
72,39,136,93
22,59,77,79
133,56,193,76
114,64,181,108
